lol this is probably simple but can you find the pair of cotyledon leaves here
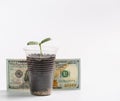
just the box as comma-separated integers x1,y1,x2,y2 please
27,38,51,46
27,38,51,55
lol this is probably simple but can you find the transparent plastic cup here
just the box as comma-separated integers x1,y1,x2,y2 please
24,46,57,96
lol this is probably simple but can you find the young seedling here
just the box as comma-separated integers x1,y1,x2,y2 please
27,38,51,55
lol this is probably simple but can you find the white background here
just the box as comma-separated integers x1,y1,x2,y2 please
0,0,120,100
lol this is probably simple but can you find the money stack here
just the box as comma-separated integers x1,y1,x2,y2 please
7,59,80,90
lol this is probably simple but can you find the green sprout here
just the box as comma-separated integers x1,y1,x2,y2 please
27,38,51,55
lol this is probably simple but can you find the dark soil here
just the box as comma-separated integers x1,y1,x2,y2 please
27,54,55,69
26,54,55,96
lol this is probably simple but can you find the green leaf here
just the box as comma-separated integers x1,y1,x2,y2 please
26,38,51,56
27,41,39,45
39,38,51,45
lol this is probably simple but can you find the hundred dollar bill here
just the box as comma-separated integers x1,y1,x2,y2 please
7,59,80,90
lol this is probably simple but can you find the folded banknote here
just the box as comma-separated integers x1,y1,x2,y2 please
7,59,80,90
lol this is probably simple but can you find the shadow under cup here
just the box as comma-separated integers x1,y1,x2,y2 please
24,46,57,96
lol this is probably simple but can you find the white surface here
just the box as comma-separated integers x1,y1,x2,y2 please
0,90,120,101
0,0,120,100
0,90,80,101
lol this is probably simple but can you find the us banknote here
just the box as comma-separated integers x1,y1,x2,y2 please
7,59,80,90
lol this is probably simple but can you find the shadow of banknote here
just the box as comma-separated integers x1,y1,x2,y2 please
0,90,33,98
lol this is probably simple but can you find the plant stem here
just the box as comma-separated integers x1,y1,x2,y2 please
39,44,43,55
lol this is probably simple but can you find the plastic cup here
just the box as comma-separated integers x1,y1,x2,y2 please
24,46,57,96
